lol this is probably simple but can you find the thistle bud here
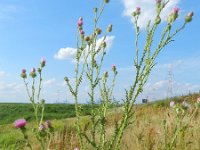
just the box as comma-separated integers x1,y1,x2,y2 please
103,71,108,79
112,64,117,74
95,28,102,35
77,17,83,27
132,7,141,16
30,68,37,78
107,24,113,32
40,58,46,68
105,0,109,3
185,11,194,23
21,69,27,78
45,120,52,128
39,124,45,131
64,76,69,82
155,16,161,24
94,8,98,13
84,36,90,42
80,30,85,35
101,41,107,49
168,7,179,24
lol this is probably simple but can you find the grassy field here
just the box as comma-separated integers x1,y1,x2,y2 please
0,93,200,149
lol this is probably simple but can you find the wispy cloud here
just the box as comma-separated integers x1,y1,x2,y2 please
122,0,180,29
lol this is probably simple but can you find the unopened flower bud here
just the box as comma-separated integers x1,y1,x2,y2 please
37,68,41,73
94,8,98,13
40,58,46,68
101,41,107,48
64,77,69,82
103,71,108,79
155,16,161,24
45,120,52,128
105,0,109,3
30,68,37,78
107,24,112,32
21,69,27,78
77,17,83,27
95,28,102,35
39,124,45,131
185,11,194,23
84,36,90,42
112,64,116,72
80,30,85,35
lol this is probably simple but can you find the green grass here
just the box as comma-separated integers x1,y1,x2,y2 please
0,103,94,125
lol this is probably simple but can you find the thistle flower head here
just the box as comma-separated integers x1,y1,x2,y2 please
40,58,46,68
80,30,85,35
14,119,27,129
170,101,175,108
77,17,83,27
197,97,200,103
30,67,37,78
132,7,141,17
107,24,113,32
95,28,102,35
39,124,45,131
185,11,194,23
45,120,52,128
21,69,27,78
173,7,179,14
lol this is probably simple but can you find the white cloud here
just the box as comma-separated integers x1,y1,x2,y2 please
54,36,115,62
54,47,77,60
0,71,6,78
122,0,180,28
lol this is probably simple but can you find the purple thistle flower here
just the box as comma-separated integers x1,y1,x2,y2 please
14,119,27,128
77,17,83,27
41,58,46,68
22,69,26,74
80,30,85,35
39,124,45,131
45,120,52,128
173,7,179,14
197,97,200,103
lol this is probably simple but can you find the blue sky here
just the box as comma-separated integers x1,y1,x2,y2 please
0,0,199,103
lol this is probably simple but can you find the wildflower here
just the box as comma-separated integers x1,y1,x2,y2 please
103,71,108,79
74,148,79,150
105,0,109,3
14,119,27,129
182,101,191,109
84,36,90,42
107,24,112,32
95,28,102,35
80,30,85,35
45,120,52,128
185,11,194,23
21,69,27,78
40,58,46,68
156,0,162,4
168,7,179,24
77,17,83,27
170,101,175,108
197,97,200,103
30,67,37,78
39,124,45,131
132,7,141,16
101,41,107,49
112,64,117,73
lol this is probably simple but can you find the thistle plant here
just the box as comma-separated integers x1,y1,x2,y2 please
163,98,200,150
63,0,194,149
16,58,54,150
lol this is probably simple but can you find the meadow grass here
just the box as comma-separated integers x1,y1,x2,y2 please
0,92,200,149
